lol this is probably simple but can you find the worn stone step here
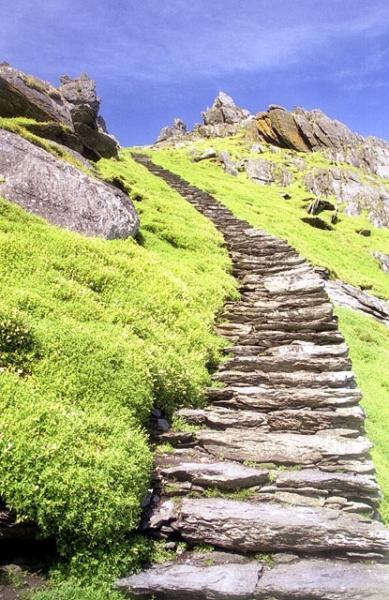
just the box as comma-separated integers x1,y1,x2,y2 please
273,468,381,500
206,385,362,410
159,461,269,490
148,497,389,555
115,552,263,600
177,405,364,433
116,554,389,600
213,369,355,388
196,429,371,465
254,557,389,600
238,330,345,346
220,354,351,373
222,305,334,324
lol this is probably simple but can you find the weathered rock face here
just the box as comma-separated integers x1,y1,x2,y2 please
0,129,138,239
246,158,293,187
304,167,389,227
0,62,73,127
58,73,119,160
256,105,359,152
196,92,253,138
0,64,118,160
256,104,389,188
156,118,187,143
322,278,389,328
373,251,389,274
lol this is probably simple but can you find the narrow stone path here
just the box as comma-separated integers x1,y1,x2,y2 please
117,154,389,599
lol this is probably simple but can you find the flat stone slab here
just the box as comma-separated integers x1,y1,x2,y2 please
153,498,389,555
160,461,268,489
178,405,364,433
255,558,389,599
196,429,371,465
208,386,362,410
115,552,262,599
263,272,324,294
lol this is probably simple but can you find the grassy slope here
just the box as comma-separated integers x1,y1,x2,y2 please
0,151,235,593
149,138,389,523
148,137,389,298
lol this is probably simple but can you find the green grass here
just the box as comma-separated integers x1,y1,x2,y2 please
336,307,389,524
147,138,389,524
0,151,235,592
148,137,389,299
0,117,92,174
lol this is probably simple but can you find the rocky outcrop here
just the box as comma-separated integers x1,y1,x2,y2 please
195,92,253,138
246,158,293,187
373,251,389,274
0,129,138,239
256,105,359,152
323,279,389,327
0,63,118,160
304,167,389,227
0,62,73,127
156,118,187,144
256,104,389,186
125,154,389,599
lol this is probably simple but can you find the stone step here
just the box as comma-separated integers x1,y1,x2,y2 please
115,552,263,600
206,385,362,410
213,369,355,388
196,429,371,466
159,461,269,490
220,354,351,373
148,497,389,556
116,554,389,600
177,405,364,433
237,330,345,346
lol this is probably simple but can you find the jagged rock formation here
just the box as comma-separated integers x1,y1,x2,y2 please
0,129,139,239
324,279,389,327
195,92,253,138
0,63,118,160
256,104,389,181
156,118,187,144
256,105,356,152
122,154,389,599
58,73,118,160
304,167,389,228
246,157,293,187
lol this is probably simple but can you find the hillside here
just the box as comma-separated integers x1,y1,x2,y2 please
0,66,389,599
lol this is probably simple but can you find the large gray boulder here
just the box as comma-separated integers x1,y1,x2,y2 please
0,129,138,239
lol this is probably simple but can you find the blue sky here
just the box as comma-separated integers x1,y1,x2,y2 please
1,0,389,146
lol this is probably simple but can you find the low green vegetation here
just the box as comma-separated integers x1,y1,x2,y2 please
0,151,235,594
148,138,389,524
0,117,92,174
336,307,389,524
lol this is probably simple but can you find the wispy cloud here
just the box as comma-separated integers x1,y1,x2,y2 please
1,0,389,86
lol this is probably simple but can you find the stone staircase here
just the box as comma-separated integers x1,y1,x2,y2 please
116,153,389,599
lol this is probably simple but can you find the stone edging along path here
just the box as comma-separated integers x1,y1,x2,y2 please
116,154,389,599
